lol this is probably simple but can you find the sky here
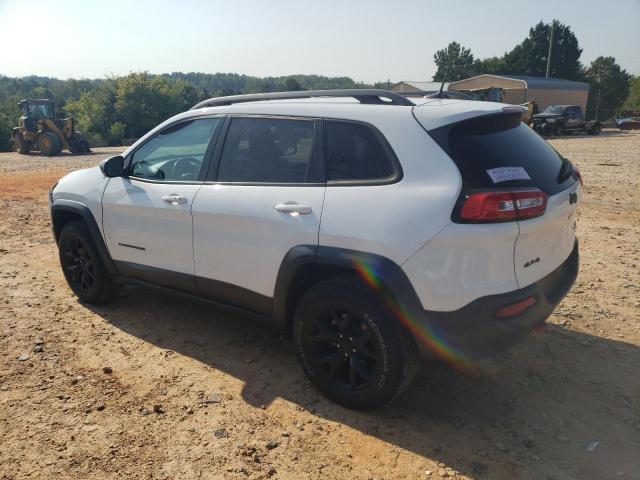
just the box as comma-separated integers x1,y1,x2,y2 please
0,0,638,83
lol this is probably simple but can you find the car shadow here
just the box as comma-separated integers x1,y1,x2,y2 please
86,286,640,480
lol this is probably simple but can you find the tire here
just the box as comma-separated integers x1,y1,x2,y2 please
68,132,91,154
38,131,62,156
15,134,31,154
588,124,601,135
58,221,121,304
293,277,419,410
554,124,565,136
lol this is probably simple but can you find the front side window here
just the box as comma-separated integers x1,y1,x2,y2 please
130,118,221,181
325,120,397,182
217,117,315,183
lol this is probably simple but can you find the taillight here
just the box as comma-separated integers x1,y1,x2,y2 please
495,295,537,318
571,165,583,186
459,189,548,222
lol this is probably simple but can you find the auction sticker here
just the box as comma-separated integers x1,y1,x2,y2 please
486,167,531,183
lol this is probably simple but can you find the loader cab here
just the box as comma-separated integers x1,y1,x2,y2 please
19,99,55,130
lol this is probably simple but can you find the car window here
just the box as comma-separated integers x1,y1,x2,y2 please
325,121,396,182
130,118,221,181
217,117,315,183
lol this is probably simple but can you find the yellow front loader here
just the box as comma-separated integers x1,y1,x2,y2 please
10,99,91,156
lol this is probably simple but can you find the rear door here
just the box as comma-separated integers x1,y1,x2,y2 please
426,111,580,289
191,116,325,311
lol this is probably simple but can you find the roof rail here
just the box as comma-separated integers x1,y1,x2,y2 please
190,89,414,110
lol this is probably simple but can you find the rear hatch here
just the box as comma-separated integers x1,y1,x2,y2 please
422,109,580,288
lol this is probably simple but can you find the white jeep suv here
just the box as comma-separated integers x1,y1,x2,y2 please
50,90,581,409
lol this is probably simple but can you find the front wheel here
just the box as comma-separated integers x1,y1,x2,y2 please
58,221,121,304
293,277,418,410
39,131,62,156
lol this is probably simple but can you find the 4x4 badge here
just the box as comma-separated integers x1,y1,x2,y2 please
524,257,540,268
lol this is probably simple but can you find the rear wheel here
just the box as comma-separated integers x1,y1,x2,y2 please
293,277,418,410
588,123,601,135
39,131,62,156
68,131,91,154
58,221,121,304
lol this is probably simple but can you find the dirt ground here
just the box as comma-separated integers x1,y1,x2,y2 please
0,131,639,480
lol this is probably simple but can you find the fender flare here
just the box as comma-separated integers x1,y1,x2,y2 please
272,245,425,335
50,199,119,276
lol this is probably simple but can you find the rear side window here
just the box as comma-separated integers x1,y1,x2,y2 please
217,117,315,183
430,113,576,195
325,121,398,183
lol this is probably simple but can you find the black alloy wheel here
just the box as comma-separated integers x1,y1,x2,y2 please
61,236,95,292
310,308,381,390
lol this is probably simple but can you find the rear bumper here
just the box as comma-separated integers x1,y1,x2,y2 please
415,239,579,360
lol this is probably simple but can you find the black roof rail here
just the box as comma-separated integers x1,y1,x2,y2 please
190,89,414,110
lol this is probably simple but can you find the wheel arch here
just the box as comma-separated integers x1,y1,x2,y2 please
273,245,425,341
50,200,119,276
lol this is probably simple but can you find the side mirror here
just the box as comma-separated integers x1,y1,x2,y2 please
99,155,125,178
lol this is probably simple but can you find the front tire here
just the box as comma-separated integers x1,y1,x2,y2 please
15,133,31,154
58,221,120,304
293,277,418,410
39,131,62,156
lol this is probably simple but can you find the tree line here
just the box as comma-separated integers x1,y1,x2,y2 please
1,20,638,151
0,72,373,151
432,21,636,120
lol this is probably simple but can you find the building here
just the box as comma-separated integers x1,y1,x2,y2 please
391,81,449,94
447,74,590,112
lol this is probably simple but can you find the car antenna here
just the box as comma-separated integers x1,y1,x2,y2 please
437,59,456,98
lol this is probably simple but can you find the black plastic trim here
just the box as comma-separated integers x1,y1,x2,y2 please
50,200,119,276
113,261,272,317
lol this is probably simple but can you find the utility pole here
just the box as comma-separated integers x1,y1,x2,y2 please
595,89,601,121
546,19,556,78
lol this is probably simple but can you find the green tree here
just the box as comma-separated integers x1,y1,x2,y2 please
500,21,583,80
622,76,640,113
433,42,477,81
584,56,631,120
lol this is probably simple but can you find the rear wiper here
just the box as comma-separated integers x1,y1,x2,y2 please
557,157,573,183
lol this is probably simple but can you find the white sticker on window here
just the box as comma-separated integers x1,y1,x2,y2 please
486,167,531,183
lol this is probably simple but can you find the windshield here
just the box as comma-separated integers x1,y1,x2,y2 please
543,105,566,115
28,102,53,118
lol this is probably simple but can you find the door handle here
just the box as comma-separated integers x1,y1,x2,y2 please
274,203,312,214
161,194,188,205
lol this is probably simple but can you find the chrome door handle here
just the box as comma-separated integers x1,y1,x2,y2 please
274,203,312,214
161,194,188,205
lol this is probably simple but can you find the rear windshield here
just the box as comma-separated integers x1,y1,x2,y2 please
429,113,576,195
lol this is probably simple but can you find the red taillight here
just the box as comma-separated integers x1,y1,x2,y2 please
571,165,583,186
460,189,548,222
495,295,537,318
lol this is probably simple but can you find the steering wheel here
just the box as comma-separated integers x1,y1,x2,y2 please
170,157,201,180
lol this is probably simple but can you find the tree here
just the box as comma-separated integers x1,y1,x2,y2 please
584,57,631,120
622,76,640,113
500,21,583,80
433,42,477,81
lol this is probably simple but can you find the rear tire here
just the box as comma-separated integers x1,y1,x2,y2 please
39,131,62,156
293,277,419,410
588,124,601,135
58,221,121,304
68,131,91,154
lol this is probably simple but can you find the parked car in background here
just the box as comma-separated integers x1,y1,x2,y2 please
532,105,601,136
616,117,640,130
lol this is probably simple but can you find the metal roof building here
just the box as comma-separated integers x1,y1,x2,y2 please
391,81,450,93
448,74,590,111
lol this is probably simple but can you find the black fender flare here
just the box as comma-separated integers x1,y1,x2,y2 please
50,199,119,276
272,245,425,338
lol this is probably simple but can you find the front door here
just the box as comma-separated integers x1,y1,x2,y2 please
102,117,223,290
191,116,325,311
